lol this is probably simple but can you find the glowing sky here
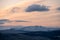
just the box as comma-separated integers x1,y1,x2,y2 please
0,0,60,26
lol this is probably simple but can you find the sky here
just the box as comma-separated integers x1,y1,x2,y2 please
0,0,60,27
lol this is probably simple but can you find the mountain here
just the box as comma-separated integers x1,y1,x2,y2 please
0,26,60,40
0,26,60,33
17,26,60,31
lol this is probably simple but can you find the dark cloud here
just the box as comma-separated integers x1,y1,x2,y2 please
0,19,29,25
14,20,29,22
25,4,49,12
0,19,10,24
56,7,60,10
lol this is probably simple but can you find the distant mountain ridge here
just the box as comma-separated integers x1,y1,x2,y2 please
0,26,60,33
20,26,60,31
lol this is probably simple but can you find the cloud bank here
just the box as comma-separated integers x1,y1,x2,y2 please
0,19,29,25
25,4,49,12
0,19,10,24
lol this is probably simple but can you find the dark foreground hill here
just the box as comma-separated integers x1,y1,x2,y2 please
0,30,60,40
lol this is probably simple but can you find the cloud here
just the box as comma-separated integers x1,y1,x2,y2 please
14,20,29,22
10,7,20,13
0,19,10,24
56,7,60,10
25,4,49,12
0,19,29,25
